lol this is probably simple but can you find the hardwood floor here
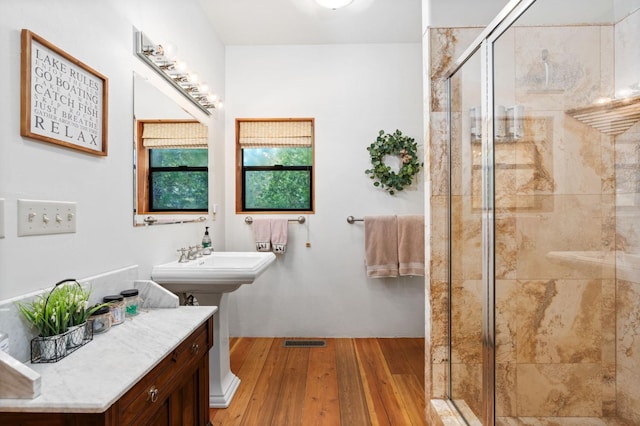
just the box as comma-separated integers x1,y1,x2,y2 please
209,337,426,426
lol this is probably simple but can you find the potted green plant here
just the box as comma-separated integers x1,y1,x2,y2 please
16,279,107,362
17,287,69,337
17,288,70,362
63,282,95,348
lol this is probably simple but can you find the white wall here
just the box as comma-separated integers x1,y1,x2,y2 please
0,0,226,300
224,44,425,337
425,0,510,27
0,2,425,338
426,0,633,29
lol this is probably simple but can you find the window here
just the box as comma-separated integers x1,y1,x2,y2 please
148,148,208,211
136,120,208,213
236,119,314,212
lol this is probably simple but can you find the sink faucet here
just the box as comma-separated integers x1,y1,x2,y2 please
187,245,199,260
177,247,189,263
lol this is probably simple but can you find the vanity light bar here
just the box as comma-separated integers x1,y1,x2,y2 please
135,31,222,116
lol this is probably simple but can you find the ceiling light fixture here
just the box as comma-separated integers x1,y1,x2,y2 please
314,0,354,10
135,31,222,115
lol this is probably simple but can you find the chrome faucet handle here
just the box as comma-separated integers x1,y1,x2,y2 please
187,245,198,260
195,244,204,257
177,247,188,263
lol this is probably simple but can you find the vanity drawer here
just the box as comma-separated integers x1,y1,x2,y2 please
118,319,212,426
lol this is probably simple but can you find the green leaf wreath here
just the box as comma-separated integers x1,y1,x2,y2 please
365,129,423,195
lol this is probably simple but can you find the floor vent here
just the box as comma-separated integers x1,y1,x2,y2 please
283,339,327,348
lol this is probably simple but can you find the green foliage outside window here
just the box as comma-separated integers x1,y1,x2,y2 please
242,147,312,211
245,170,310,210
151,149,208,167
150,148,208,211
243,147,311,167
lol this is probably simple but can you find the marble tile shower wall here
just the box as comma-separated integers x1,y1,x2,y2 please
614,10,640,424
427,26,483,419
427,15,640,424
426,28,484,416
615,117,640,424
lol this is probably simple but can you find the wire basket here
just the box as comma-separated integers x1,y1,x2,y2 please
30,321,93,363
28,278,94,363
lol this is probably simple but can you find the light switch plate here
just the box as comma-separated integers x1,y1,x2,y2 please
0,199,5,238
17,199,77,236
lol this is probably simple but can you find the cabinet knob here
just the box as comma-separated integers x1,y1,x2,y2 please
147,386,159,403
191,343,200,355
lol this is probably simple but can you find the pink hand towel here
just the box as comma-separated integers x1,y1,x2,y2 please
252,218,271,252
364,215,399,278
397,215,425,276
270,219,288,254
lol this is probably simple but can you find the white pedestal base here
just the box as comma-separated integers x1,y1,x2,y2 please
189,292,240,408
209,373,240,408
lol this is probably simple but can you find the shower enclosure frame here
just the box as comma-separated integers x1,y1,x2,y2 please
444,0,538,424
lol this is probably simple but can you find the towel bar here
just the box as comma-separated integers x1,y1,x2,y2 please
143,216,207,225
245,216,306,225
346,216,364,224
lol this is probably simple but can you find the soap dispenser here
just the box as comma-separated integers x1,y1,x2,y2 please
202,226,212,254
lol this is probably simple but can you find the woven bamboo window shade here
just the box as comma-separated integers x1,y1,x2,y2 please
142,122,208,148
238,120,313,148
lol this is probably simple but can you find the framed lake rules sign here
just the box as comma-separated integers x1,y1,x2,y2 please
20,29,108,156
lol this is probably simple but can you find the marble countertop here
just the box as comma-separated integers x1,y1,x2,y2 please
0,306,217,413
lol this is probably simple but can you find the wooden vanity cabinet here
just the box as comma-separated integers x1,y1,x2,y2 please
0,315,214,426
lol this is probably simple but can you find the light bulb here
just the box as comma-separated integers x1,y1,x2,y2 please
198,83,209,93
617,87,634,99
314,0,354,9
594,97,611,105
162,42,178,60
174,60,188,72
152,44,164,57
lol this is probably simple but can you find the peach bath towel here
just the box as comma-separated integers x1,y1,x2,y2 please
270,219,288,254
364,215,399,278
252,218,271,252
397,215,425,276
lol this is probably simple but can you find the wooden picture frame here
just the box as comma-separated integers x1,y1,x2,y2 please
20,29,108,156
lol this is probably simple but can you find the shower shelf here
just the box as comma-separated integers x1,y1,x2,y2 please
565,95,640,136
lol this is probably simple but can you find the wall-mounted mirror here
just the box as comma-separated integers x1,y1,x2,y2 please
133,72,209,226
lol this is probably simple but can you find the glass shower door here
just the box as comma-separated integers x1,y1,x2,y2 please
448,47,485,422
491,0,621,422
443,0,640,424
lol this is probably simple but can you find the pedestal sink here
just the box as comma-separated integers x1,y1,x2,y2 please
151,251,276,408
